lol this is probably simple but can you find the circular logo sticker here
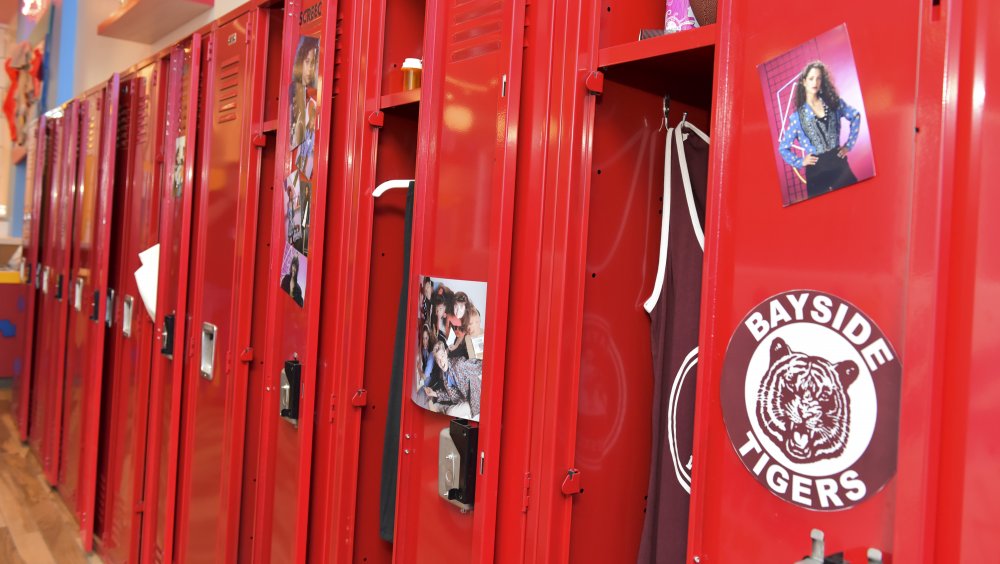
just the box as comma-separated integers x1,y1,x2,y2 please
720,290,901,511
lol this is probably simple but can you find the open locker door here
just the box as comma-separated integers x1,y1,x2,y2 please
391,0,526,561
174,9,269,562
688,1,923,561
139,36,201,564
14,116,49,442
58,76,121,552
252,0,335,561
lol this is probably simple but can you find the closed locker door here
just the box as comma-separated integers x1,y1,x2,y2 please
175,11,267,562
689,1,923,561
14,116,50,441
251,1,334,561
391,0,526,561
140,37,201,564
60,86,106,517
99,58,168,564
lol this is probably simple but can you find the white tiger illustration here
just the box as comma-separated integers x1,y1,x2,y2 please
756,337,859,463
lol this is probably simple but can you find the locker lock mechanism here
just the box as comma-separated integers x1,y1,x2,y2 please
438,418,479,512
794,529,885,564
279,359,302,425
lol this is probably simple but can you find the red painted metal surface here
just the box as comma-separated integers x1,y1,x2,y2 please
28,104,78,486
139,37,201,564
248,0,332,561
13,116,49,442
58,82,112,549
96,57,168,564
688,0,921,560
174,7,267,562
389,0,526,561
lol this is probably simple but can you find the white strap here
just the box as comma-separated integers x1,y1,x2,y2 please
675,119,708,251
644,127,673,314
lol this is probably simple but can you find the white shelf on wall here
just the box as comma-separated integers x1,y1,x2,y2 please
98,0,214,44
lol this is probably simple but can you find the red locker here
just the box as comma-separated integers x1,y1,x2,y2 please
173,7,271,561
251,0,334,560
307,0,421,559
139,36,202,564
13,116,49,441
388,0,526,561
29,103,79,486
58,76,121,552
95,56,169,564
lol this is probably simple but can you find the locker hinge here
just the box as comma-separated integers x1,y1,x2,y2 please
561,468,582,496
351,389,368,407
521,472,531,512
239,347,254,363
328,393,336,423
367,111,384,128
134,501,145,514
585,71,604,95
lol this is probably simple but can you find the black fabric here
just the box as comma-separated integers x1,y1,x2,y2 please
806,148,858,197
379,183,415,542
638,128,709,564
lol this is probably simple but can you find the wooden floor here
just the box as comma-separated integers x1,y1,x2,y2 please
0,387,102,564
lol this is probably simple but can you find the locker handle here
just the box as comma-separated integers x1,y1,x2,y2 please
160,313,175,358
34,264,42,290
73,278,84,312
122,295,134,337
90,290,100,322
106,289,116,328
55,274,64,300
200,323,217,380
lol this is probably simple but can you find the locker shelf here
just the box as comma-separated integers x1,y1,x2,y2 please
98,0,213,44
380,88,421,111
598,24,716,69
597,25,716,103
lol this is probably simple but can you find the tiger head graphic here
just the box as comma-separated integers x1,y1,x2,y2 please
756,337,859,463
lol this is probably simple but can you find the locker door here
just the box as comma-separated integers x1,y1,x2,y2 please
251,1,335,561
98,58,168,564
392,0,526,561
689,1,921,561
29,104,78,485
175,11,267,562
14,116,49,441
140,37,201,564
59,86,105,522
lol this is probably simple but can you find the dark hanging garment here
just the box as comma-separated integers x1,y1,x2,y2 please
379,182,415,542
638,122,709,563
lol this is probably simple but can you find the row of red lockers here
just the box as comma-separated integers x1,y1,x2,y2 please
9,0,1000,562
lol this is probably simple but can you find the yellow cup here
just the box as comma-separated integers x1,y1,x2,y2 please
402,58,422,90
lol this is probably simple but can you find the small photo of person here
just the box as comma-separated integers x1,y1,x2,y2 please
172,135,186,198
279,242,307,307
289,36,319,152
412,276,487,421
758,24,875,206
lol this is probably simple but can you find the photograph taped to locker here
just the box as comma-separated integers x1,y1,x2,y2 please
413,276,487,421
758,24,875,206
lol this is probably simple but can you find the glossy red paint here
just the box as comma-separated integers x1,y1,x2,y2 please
13,115,49,442
139,37,201,564
251,0,337,559
174,7,268,562
95,57,168,564
58,79,121,551
389,0,525,561
689,0,921,560
28,103,78,486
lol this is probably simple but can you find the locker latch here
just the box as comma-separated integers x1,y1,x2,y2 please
561,468,583,496
367,111,384,128
160,313,176,358
585,71,604,95
280,359,302,424
90,290,100,322
795,529,847,564
350,389,368,407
